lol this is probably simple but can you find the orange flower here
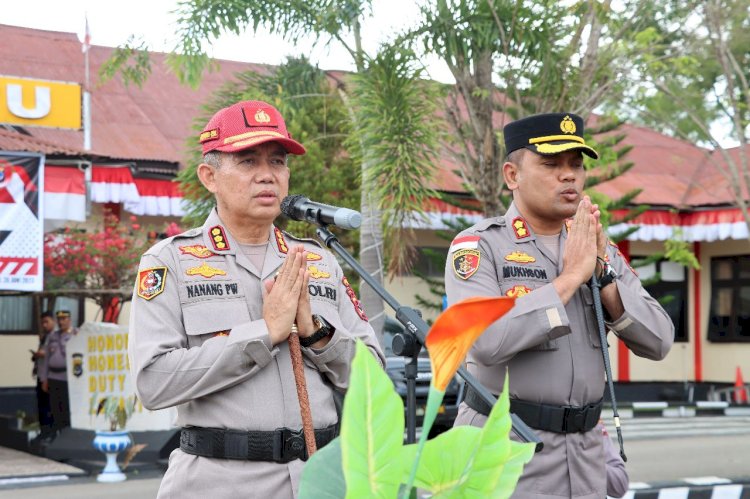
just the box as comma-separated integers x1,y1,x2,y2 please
426,296,516,391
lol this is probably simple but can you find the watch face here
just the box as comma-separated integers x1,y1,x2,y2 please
313,315,323,330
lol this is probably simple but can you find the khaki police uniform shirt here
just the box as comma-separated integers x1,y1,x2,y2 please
447,203,673,499
128,209,384,499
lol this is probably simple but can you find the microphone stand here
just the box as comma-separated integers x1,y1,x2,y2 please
315,224,542,452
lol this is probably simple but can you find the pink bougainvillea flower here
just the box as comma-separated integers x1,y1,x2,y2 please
426,296,516,391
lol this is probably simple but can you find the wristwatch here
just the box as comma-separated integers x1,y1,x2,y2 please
299,314,335,347
597,259,618,288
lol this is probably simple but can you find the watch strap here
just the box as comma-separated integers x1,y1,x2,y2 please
299,315,334,347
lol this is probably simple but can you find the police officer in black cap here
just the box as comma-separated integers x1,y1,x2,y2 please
447,113,673,498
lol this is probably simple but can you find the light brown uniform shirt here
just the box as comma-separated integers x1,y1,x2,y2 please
129,209,384,499
447,203,673,499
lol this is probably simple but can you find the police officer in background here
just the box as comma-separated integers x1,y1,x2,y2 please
446,113,674,498
31,311,55,438
39,310,78,436
128,100,384,498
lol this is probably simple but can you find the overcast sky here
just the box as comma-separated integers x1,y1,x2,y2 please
3,0,454,83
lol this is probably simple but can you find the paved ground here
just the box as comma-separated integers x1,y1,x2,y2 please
0,417,748,498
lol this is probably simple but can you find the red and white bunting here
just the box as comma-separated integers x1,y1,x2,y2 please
44,165,86,223
124,178,185,217
90,165,140,204
609,208,748,242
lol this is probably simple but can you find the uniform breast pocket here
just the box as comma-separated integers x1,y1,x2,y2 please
182,298,251,348
580,286,603,349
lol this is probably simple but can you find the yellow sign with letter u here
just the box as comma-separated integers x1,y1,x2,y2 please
0,75,81,129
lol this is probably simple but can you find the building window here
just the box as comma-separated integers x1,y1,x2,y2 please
0,295,34,333
708,255,750,342
633,259,688,342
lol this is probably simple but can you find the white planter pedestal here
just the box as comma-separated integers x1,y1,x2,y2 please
92,430,132,482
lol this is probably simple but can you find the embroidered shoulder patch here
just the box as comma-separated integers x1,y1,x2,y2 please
512,217,530,239
505,285,532,298
452,249,480,280
342,276,368,322
505,251,536,264
186,262,227,279
209,226,230,251
138,267,167,300
179,245,215,258
449,235,480,253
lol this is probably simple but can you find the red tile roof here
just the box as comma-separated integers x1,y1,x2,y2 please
0,24,271,164
0,24,744,211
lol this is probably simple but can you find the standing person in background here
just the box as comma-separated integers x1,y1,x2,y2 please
31,311,55,439
446,113,673,498
39,310,78,437
599,421,629,498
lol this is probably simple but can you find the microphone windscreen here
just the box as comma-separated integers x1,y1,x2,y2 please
280,194,305,219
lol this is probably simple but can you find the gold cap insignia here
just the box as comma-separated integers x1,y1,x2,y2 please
505,251,536,264
560,115,576,134
308,265,330,279
186,262,227,279
179,245,215,259
199,129,219,143
254,109,271,124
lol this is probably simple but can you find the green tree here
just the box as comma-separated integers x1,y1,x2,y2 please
627,0,750,241
103,1,445,341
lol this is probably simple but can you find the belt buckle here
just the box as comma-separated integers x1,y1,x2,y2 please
561,407,571,432
274,428,306,463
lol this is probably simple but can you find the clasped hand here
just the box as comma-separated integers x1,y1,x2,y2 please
562,196,607,287
262,245,315,345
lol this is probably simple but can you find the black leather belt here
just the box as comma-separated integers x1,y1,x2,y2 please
49,366,66,373
464,386,602,433
180,423,338,463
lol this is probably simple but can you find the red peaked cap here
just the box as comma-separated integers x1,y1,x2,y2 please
198,100,306,156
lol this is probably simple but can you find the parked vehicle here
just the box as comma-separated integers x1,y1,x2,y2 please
383,317,463,438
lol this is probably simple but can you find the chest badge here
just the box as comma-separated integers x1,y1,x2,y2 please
512,217,530,239
452,249,480,280
186,262,227,279
308,265,330,279
505,285,532,298
505,251,535,264
179,245,215,259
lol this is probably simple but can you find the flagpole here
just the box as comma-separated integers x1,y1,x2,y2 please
82,14,91,152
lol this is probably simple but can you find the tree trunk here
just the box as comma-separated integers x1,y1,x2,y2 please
358,180,386,346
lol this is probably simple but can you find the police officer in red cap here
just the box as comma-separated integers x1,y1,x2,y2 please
128,100,383,498
446,113,673,498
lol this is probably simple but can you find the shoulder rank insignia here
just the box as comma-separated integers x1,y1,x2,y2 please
186,262,227,279
308,265,330,279
138,267,167,300
505,285,532,298
274,227,289,254
179,245,215,259
452,248,481,280
342,276,369,322
209,226,230,251
449,235,480,254
512,217,531,239
505,251,536,264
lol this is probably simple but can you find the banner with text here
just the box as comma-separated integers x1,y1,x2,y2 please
67,322,176,431
0,151,44,291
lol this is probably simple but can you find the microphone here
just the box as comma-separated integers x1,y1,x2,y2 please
280,195,362,230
